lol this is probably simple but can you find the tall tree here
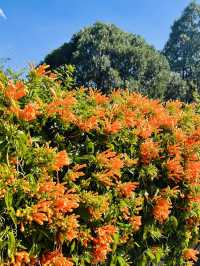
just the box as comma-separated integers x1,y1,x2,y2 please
44,22,170,99
163,1,200,91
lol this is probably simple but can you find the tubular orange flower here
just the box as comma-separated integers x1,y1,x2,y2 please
95,171,114,187
54,194,79,213
104,120,122,134
41,250,73,266
92,225,116,264
123,110,137,128
46,96,76,116
18,103,39,121
167,144,182,159
140,139,160,164
65,214,79,241
14,251,30,266
32,212,48,225
117,182,139,198
166,158,184,182
153,197,172,224
130,216,142,232
34,64,50,77
68,164,86,181
5,80,26,101
185,161,200,182
96,150,124,171
89,89,109,104
52,150,70,171
136,121,153,139
183,249,199,262
77,116,98,132
78,230,93,248
39,182,65,197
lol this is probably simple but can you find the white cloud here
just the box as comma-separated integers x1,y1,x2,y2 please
0,8,7,19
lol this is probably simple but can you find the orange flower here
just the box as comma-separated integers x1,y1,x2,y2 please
78,230,93,248
140,139,160,164
117,182,139,198
65,215,79,241
18,103,39,121
166,158,183,182
54,194,79,213
167,144,181,159
89,89,109,104
5,80,26,101
14,251,30,266
137,122,153,139
68,164,86,181
39,182,65,197
130,216,142,232
173,128,187,143
104,120,122,134
95,171,114,187
34,64,50,77
46,96,76,119
77,116,98,132
96,150,124,171
52,151,70,171
92,225,116,264
183,249,199,262
41,250,73,266
153,197,172,223
185,161,200,182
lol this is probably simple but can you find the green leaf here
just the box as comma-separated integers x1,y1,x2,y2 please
7,231,16,260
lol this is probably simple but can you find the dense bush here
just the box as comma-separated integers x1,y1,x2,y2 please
0,65,199,265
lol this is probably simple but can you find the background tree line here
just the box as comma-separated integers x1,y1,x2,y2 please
44,1,200,102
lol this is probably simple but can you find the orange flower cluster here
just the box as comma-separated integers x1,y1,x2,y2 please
52,150,70,171
64,214,80,241
10,103,39,121
46,95,77,123
130,216,142,232
182,249,199,263
76,115,98,132
140,139,160,164
104,119,122,134
166,158,184,182
92,225,116,264
96,150,124,186
17,182,79,232
2,68,200,265
68,164,86,181
4,80,26,101
117,182,139,198
185,161,200,182
152,198,172,224
89,89,109,105
88,197,109,220
41,250,73,266
14,251,30,266
32,64,50,77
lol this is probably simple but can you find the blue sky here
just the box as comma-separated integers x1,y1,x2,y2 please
0,0,198,70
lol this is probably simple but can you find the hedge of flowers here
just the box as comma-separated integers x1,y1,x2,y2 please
0,65,200,265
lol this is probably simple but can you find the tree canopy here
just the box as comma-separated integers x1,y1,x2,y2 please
163,1,200,91
44,22,171,99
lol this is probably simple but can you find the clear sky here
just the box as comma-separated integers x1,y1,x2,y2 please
0,0,198,70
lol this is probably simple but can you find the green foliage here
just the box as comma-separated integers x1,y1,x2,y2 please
163,1,200,94
0,66,199,265
44,22,170,99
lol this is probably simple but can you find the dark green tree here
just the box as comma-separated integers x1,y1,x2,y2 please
164,72,189,101
163,1,200,91
44,22,170,99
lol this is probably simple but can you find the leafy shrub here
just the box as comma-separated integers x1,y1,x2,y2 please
0,65,199,265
